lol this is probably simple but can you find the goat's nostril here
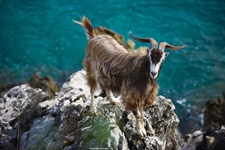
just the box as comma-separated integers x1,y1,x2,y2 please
151,72,157,76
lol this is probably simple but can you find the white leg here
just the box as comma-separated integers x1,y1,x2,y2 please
105,89,118,105
90,88,97,114
145,118,155,135
140,107,145,126
135,107,147,138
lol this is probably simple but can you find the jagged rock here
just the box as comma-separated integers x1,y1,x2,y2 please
19,115,55,150
203,97,225,129
0,82,23,97
0,119,16,150
182,93,225,149
126,39,135,51
124,96,182,150
0,84,48,125
29,74,58,98
0,70,182,150
0,84,47,150
182,127,225,150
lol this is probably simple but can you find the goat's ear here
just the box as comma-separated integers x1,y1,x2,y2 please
165,52,169,57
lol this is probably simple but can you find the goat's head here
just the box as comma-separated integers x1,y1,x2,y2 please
130,33,186,79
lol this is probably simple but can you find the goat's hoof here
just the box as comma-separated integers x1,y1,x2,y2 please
111,98,119,106
146,128,155,136
111,101,118,106
147,130,155,136
137,128,147,139
146,123,155,136
90,107,97,115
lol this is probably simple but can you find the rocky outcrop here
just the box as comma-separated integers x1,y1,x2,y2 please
28,74,58,98
182,93,225,149
0,70,183,150
124,96,181,150
182,126,225,150
203,97,225,129
0,84,47,150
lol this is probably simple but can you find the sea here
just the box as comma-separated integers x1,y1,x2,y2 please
1,0,225,134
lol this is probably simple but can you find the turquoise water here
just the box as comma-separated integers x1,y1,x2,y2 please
1,0,225,130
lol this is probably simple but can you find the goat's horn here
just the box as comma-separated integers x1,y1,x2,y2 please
129,33,158,49
159,42,186,51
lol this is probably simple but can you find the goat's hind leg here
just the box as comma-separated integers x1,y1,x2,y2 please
105,89,119,105
90,87,97,114
145,117,155,135
87,77,97,114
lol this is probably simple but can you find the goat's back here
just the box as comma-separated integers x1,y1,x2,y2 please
87,35,128,55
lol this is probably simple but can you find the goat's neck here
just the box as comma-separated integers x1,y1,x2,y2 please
140,55,157,83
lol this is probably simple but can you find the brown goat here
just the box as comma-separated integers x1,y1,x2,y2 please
74,16,186,138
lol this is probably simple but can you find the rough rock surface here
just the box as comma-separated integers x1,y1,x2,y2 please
124,96,181,150
0,70,183,150
203,97,225,129
181,93,225,149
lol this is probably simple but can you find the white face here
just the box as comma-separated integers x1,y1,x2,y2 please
150,61,162,79
149,49,168,79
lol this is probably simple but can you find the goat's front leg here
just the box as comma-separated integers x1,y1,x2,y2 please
134,107,147,138
105,89,118,105
145,117,155,135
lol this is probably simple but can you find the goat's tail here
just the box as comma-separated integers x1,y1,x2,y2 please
73,16,95,39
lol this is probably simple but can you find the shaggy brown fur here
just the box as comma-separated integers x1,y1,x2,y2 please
74,17,158,112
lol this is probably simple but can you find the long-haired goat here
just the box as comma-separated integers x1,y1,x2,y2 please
74,17,186,138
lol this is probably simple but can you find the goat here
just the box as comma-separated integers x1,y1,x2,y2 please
74,16,186,138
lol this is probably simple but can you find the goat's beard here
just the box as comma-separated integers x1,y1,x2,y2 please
150,73,158,79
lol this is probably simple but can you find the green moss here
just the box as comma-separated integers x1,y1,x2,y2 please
81,115,111,149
